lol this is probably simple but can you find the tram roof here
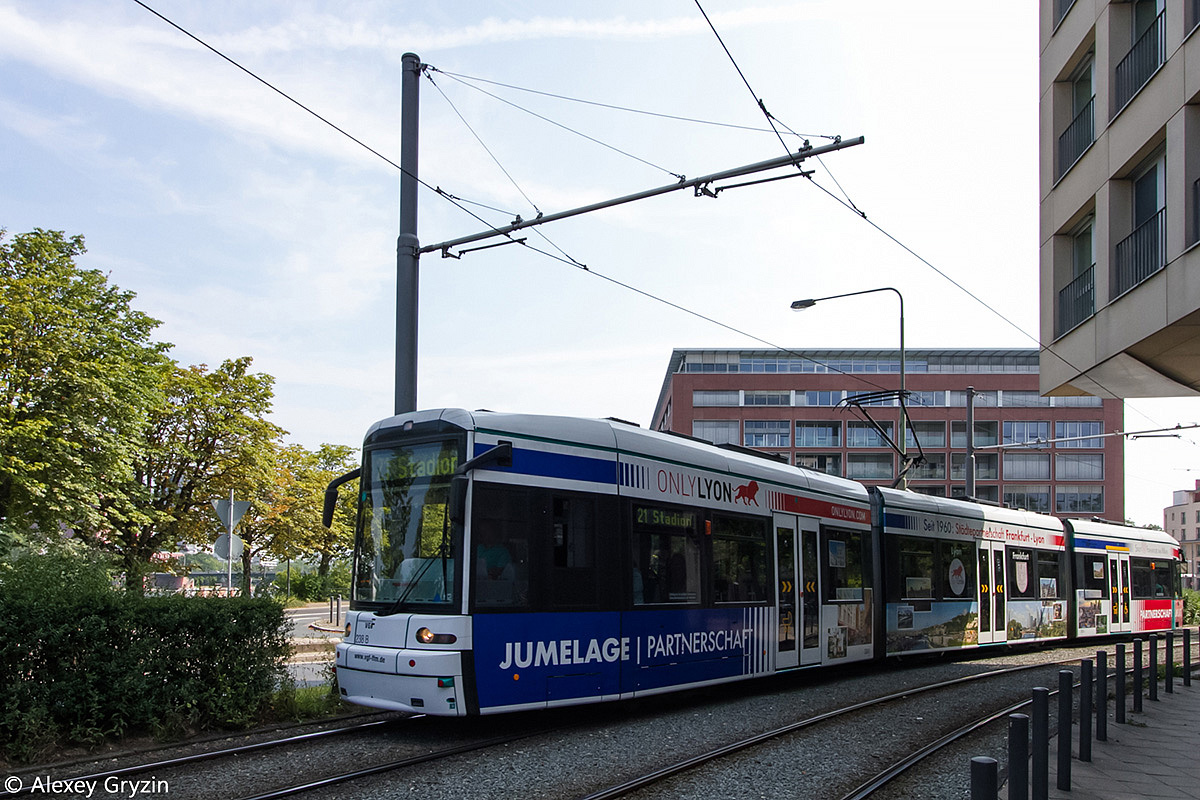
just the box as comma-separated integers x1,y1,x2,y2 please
368,409,869,504
874,485,1065,532
1063,517,1181,549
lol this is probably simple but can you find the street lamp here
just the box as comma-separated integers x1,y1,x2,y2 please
791,287,907,489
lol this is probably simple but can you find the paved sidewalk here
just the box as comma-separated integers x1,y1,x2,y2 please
1004,682,1200,799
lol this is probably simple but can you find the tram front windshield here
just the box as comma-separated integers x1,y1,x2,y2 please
353,438,461,608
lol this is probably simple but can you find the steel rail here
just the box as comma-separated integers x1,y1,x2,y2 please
11,717,409,795
841,652,1200,799
573,657,1080,800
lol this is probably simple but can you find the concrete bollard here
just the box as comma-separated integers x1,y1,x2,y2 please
1150,634,1159,702
1134,637,1144,713
1097,650,1107,742
1080,658,1092,763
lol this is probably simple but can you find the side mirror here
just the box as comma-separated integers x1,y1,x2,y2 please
323,467,361,528
449,475,469,525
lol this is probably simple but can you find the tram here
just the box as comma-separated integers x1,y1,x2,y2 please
326,409,1184,716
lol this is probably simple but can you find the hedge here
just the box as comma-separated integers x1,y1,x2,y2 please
0,553,289,762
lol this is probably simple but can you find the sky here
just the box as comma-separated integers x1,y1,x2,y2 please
1,1,1197,527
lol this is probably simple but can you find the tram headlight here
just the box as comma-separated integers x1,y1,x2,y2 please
344,623,352,638
415,626,457,645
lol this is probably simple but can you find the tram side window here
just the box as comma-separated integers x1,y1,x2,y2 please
548,495,599,608
1075,554,1107,593
940,540,975,600
712,514,770,604
1007,549,1036,599
632,504,701,605
1131,558,1173,598
472,485,531,609
1037,551,1062,599
1008,548,1062,600
898,537,935,600
824,528,867,603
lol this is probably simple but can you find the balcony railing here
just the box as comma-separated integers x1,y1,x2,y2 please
1115,11,1164,111
1054,0,1078,28
1113,207,1166,299
1056,96,1094,180
1057,264,1095,338
1194,178,1200,247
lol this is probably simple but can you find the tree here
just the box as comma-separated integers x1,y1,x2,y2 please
86,358,284,593
232,442,358,596
0,229,169,547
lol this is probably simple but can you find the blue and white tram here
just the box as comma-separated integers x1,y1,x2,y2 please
332,409,879,716
327,409,1187,716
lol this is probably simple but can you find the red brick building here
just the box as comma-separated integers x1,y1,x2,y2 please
651,348,1124,521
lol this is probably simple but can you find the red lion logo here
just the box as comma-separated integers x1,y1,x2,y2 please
734,480,760,505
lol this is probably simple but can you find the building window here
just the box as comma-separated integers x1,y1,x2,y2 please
949,390,998,407
693,420,739,444
911,486,947,497
847,453,893,480
744,420,790,448
1055,453,1104,481
1004,391,1051,408
795,453,842,476
905,421,946,449
795,421,841,448
1004,452,1051,480
1004,421,1050,448
744,391,790,406
951,421,999,448
693,390,739,407
907,391,945,407
796,390,844,407
1114,152,1166,299
1058,219,1096,338
1056,485,1104,514
1055,420,1103,448
910,453,946,480
1115,1,1164,111
847,421,894,448
1057,57,1094,179
1003,485,1052,513
951,453,999,481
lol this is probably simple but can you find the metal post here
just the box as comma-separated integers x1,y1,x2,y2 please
1186,628,1193,687
971,756,998,800
1057,670,1072,790
1009,713,1029,800
1116,643,1126,724
1080,659,1092,762
1134,637,1144,713
1032,687,1049,800
1166,631,1175,693
336,593,342,625
328,594,334,625
1097,650,1108,742
897,293,906,490
965,386,976,497
1150,634,1159,701
395,51,421,415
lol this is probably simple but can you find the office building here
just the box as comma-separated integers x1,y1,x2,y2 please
652,348,1125,520
1164,478,1200,588
1039,0,1200,398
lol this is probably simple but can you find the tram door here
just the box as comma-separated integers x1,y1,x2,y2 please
774,515,821,668
775,516,799,669
1108,551,1132,633
977,541,1008,644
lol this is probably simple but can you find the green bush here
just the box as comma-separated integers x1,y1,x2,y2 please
0,552,288,762
1184,588,1200,626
